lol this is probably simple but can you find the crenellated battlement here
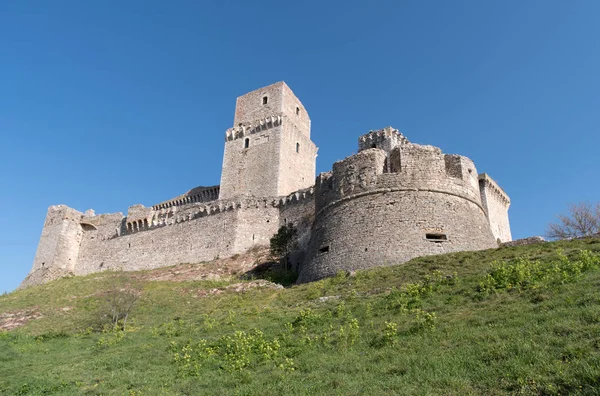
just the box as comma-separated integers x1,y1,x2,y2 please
152,186,220,210
225,115,284,142
123,186,316,236
314,141,484,217
358,126,409,152
478,173,510,206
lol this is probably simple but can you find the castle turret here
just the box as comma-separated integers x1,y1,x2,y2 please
219,82,318,200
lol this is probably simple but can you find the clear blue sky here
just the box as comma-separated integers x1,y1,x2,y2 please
1,1,599,293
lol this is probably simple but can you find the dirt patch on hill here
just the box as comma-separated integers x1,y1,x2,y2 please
0,308,43,331
131,246,277,283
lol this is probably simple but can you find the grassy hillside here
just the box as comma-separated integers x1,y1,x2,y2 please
1,239,600,395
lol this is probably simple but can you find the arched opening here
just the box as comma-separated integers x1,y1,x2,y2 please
244,138,250,149
296,106,300,115
80,223,97,231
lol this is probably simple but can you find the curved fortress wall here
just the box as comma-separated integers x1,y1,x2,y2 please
298,132,502,283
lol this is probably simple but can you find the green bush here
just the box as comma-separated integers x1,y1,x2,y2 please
477,249,600,296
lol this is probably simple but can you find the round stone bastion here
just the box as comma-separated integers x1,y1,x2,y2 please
297,146,498,283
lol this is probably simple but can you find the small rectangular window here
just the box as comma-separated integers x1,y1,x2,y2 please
262,96,268,105
426,233,447,242
319,246,330,253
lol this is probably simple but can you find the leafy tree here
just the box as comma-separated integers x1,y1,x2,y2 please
270,224,298,270
546,202,600,240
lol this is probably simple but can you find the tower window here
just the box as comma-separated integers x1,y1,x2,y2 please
296,106,300,115
296,142,300,153
244,138,250,148
262,96,268,105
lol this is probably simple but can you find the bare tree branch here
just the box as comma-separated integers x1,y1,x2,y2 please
545,202,600,240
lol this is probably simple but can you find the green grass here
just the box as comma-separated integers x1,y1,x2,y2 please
1,238,600,395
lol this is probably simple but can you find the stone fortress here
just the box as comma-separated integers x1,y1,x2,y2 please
21,82,511,288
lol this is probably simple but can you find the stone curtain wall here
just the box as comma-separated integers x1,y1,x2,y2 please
21,189,316,288
278,187,316,270
76,196,289,275
76,209,240,276
298,144,498,283
479,173,512,243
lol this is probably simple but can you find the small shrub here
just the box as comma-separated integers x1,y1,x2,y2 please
104,286,141,331
152,318,186,338
170,329,283,375
93,329,125,350
383,321,399,346
337,317,360,348
34,330,69,342
412,309,437,332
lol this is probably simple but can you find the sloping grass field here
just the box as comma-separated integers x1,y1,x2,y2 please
1,238,600,395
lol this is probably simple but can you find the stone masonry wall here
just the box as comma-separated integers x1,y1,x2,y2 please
277,121,317,197
220,82,315,200
21,190,316,287
281,82,311,138
77,209,239,275
30,205,85,274
219,122,284,199
479,173,512,243
278,188,316,271
298,144,498,283
234,82,286,127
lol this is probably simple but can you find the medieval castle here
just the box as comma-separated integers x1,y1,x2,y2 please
21,82,512,288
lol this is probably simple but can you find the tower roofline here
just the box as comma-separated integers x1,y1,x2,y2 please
236,81,290,99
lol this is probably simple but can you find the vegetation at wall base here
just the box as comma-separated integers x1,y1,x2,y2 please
1,238,600,395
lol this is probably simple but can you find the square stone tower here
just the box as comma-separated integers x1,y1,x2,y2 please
219,82,318,199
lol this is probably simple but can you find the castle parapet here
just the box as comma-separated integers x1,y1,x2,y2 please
120,187,316,236
153,186,220,210
358,126,409,152
314,142,483,216
478,173,510,206
225,115,283,142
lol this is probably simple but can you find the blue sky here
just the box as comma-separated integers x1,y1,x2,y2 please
1,1,599,293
